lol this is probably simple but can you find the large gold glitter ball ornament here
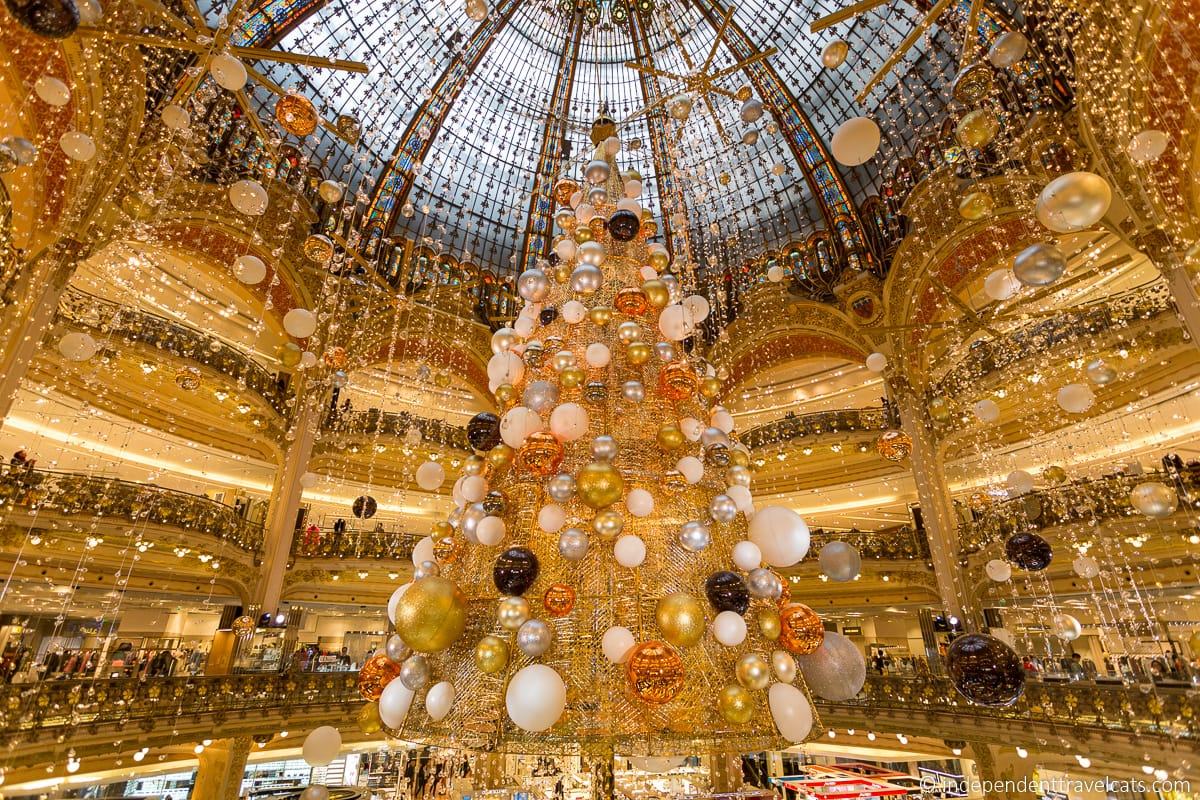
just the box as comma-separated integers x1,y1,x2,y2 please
553,178,579,206
614,287,649,316
875,430,913,462
544,583,577,617
657,423,686,450
659,361,700,401
275,93,318,137
475,635,510,674
487,443,515,473
779,603,824,655
555,209,576,232
303,234,335,264
719,684,755,724
656,593,707,648
559,365,585,388
434,534,463,565
626,640,686,705
589,306,614,326
627,342,652,365
701,376,722,399
358,653,402,700
649,249,671,271
357,701,383,734
577,461,625,509
494,384,517,408
394,576,468,653
573,226,593,244
956,108,1000,149
516,431,565,477
642,279,670,309
959,190,994,220
757,607,781,640
232,614,256,638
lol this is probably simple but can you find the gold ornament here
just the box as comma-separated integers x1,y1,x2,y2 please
553,178,579,206
659,361,700,401
494,384,517,408
641,220,658,239
553,262,572,283
655,593,706,648
1043,465,1068,484
487,443,515,473
875,430,913,462
588,216,607,237
554,210,576,232
657,423,686,450
497,596,530,631
614,287,649,316
589,306,613,326
544,583,577,617
434,534,463,565
231,614,256,638
357,701,383,734
929,396,952,423
303,234,335,264
642,279,670,308
626,640,686,705
559,365,585,388
700,376,722,398
358,653,402,700
958,190,994,220
956,108,1000,148
574,227,594,244
718,171,732,186
730,449,750,468
463,455,487,477
323,346,348,368
275,93,318,137
968,490,993,510
592,508,624,539
649,249,671,271
757,607,781,640
719,684,755,724
735,653,771,690
394,576,468,653
779,603,824,655
577,461,624,509
516,432,565,477
475,635,510,674
627,342,652,365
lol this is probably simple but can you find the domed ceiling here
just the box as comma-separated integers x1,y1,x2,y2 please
218,0,969,285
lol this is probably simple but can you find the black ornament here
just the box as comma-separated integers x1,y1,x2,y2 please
467,411,501,451
5,0,79,38
493,547,540,596
482,490,507,516
352,495,377,519
539,307,558,326
1004,531,1052,571
704,570,750,615
945,633,1025,706
607,209,641,242
547,251,560,266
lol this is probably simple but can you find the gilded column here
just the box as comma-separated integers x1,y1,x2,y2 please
192,737,253,800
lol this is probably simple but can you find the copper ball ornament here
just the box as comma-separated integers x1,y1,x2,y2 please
945,633,1025,707
543,583,577,617
493,546,540,596
515,431,565,477
875,430,913,462
614,287,649,316
778,603,824,655
626,640,687,705
275,93,319,137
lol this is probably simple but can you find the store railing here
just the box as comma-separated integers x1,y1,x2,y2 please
55,287,292,416
741,406,899,451
932,283,1175,399
291,525,424,561
957,468,1200,553
808,526,930,561
0,465,264,555
321,408,471,451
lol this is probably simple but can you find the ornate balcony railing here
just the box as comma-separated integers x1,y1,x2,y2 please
808,526,930,561
957,469,1200,553
291,525,424,561
322,408,471,451
56,287,291,416
742,406,899,451
932,283,1175,398
0,671,357,744
0,466,264,555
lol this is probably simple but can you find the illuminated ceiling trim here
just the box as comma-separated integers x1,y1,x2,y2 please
233,0,326,47
628,11,680,256
365,0,524,236
516,14,586,273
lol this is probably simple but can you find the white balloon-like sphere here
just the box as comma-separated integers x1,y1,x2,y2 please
679,417,703,441
1036,172,1112,233
34,75,70,106
461,474,488,503
228,179,268,215
562,300,586,323
768,682,814,743
614,535,647,568
299,471,319,489
732,540,762,571
796,632,866,701
1073,554,1100,579
602,626,636,663
476,516,506,546
865,352,888,372
415,461,446,491
585,342,611,368
1006,469,1035,496
676,456,704,484
505,664,566,732
387,583,412,624
626,488,654,518
1128,129,1168,164
748,505,810,567
603,135,621,156
302,726,341,767
1130,481,1178,518
983,269,1021,301
711,408,734,434
378,677,415,728
299,351,317,369
712,610,748,647
283,308,317,338
624,179,643,198
58,331,98,362
817,541,861,582
233,254,267,284
161,103,190,131
210,52,248,91
1056,383,1095,413
987,31,1028,67
682,294,710,323
487,351,525,386
1052,613,1082,642
767,265,785,283
658,304,696,342
59,131,96,161
425,681,455,721
411,537,435,567
985,558,1012,582
500,406,543,448
726,485,753,515
830,116,881,166
554,238,577,262
973,399,1000,423
549,402,589,442
538,504,566,533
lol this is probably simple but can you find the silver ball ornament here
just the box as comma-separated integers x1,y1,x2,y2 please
399,654,431,690
709,493,738,523
460,502,488,543
518,269,550,302
413,559,440,580
591,435,619,462
558,527,590,561
523,380,559,413
384,633,410,663
497,596,531,631
817,541,862,582
679,520,712,552
547,473,575,502
1130,481,1178,518
491,327,519,354
622,380,645,403
1086,358,1117,385
654,342,676,361
570,263,603,294
701,427,729,448
746,567,782,599
726,465,752,488
516,619,553,656
1012,242,1066,286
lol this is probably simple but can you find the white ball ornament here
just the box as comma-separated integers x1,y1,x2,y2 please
985,558,1012,582
712,610,748,646
416,461,446,491
614,535,646,568
378,677,415,728
1056,383,1095,413
387,583,412,624
831,116,880,166
1130,481,1178,518
302,726,341,767
710,408,734,434
411,537,435,568
988,31,1028,67
460,474,488,503
34,75,70,106
658,304,696,341
679,417,703,441
58,331,98,361
682,294,710,322
283,308,317,338
1073,554,1101,579
505,664,566,732
983,269,1021,301
768,682,814,743
161,104,190,131
748,505,810,567
732,540,762,571
1006,470,1035,496
549,402,589,442
772,650,797,683
538,504,566,533
229,179,268,215
726,485,754,515
624,179,643,198
585,342,611,368
1036,172,1112,233
476,516,506,546
676,456,704,484
299,472,319,490
865,352,888,372
233,254,266,285
767,265,785,282
602,626,636,663
626,488,654,518
1128,129,1168,164
500,407,543,448
603,135,621,156
425,681,455,721
210,52,247,91
59,131,96,161
513,316,535,338
487,351,525,386
562,300,586,323
973,399,1000,423
298,351,317,369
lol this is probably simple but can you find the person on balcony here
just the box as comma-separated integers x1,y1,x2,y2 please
9,449,34,469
